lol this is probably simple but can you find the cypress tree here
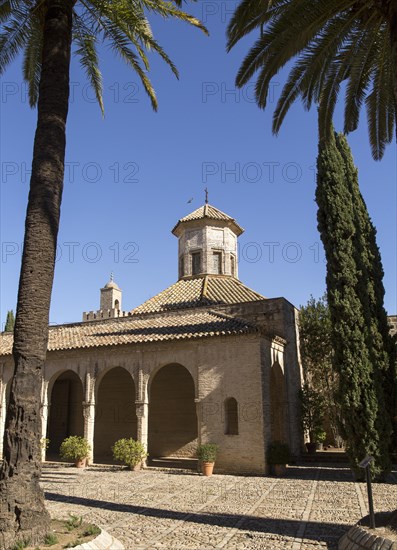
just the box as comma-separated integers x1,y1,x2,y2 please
316,131,391,477
336,135,396,452
4,310,15,332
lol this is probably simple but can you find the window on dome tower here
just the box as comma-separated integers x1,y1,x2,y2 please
213,252,222,274
191,252,201,275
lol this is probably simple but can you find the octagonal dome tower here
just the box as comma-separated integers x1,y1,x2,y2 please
172,203,244,280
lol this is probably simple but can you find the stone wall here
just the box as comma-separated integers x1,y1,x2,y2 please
388,315,397,337
0,332,269,473
177,219,239,278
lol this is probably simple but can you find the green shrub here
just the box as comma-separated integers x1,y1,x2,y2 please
65,514,82,531
112,438,148,468
314,428,327,443
196,443,218,462
11,541,29,550
44,532,58,546
59,436,90,461
64,539,83,548
83,524,101,537
267,441,291,465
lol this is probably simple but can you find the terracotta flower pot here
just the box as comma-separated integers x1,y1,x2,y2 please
273,464,287,477
130,462,141,471
75,458,87,468
306,442,317,454
202,462,214,476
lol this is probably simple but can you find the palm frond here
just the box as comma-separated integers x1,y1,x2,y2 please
0,0,11,24
343,22,380,134
2,0,207,112
102,21,158,110
22,12,43,107
318,57,348,142
0,5,32,73
365,27,394,159
273,10,362,133
227,0,276,51
73,12,104,115
229,0,394,159
141,0,208,35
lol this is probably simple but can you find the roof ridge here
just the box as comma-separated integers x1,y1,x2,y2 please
230,277,266,299
208,309,259,330
201,275,209,300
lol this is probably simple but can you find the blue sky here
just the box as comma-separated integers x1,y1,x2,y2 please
1,1,396,327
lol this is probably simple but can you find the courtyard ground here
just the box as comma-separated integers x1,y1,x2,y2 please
41,463,397,549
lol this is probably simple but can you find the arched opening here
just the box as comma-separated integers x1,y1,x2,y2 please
149,364,197,458
230,254,236,277
224,397,239,435
270,363,286,442
94,367,136,463
114,299,120,310
47,371,84,459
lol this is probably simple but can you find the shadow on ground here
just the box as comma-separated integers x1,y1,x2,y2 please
45,491,348,547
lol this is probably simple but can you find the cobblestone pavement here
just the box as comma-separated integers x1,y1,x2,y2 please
41,464,397,550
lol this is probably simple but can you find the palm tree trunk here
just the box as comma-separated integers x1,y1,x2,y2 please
0,0,73,547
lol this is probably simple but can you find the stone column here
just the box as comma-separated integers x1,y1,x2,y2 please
195,398,202,473
135,401,148,465
83,373,95,464
0,381,6,461
40,379,49,462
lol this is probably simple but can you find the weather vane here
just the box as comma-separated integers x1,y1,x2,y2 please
205,187,209,204
110,272,114,282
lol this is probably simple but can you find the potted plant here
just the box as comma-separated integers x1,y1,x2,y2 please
60,436,90,468
299,383,325,454
41,437,50,452
112,438,148,470
315,428,327,450
267,441,291,476
197,443,218,476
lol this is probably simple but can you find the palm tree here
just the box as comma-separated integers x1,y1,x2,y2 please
227,0,397,160
0,1,206,546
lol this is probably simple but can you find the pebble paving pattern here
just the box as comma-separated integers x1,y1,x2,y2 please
41,464,397,550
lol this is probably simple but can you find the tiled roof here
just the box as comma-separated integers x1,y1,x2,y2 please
172,204,244,235
131,275,266,315
0,310,257,356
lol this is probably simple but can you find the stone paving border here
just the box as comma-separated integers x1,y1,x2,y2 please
40,464,397,550
73,529,124,549
338,524,397,549
291,468,320,549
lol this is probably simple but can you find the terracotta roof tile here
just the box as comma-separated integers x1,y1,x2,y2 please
172,204,244,235
0,310,257,356
131,275,265,315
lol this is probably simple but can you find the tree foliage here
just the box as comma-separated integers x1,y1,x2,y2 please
299,295,341,444
4,310,15,332
316,130,393,477
227,0,397,160
1,0,207,113
299,382,326,443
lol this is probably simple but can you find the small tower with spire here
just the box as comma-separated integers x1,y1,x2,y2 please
83,275,128,322
100,273,122,311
